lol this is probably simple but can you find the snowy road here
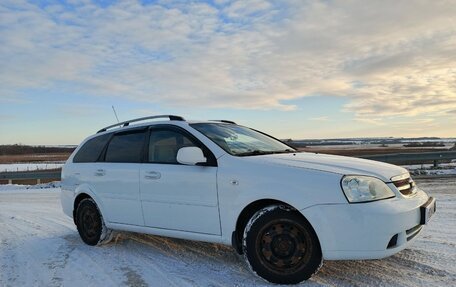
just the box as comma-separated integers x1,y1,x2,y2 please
0,178,455,286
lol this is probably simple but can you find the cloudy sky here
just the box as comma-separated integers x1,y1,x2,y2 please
1,0,455,145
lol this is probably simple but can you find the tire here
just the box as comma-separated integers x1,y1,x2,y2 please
75,198,113,246
242,205,322,284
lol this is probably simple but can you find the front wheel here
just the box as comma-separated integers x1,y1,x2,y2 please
75,198,113,246
242,205,322,284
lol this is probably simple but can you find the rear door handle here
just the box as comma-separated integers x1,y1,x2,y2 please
94,169,106,176
145,171,161,180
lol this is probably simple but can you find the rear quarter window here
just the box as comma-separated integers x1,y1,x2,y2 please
73,134,110,163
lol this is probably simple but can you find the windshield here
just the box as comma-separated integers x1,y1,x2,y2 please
190,123,296,156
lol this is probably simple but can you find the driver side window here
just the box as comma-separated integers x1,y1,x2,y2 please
148,129,196,164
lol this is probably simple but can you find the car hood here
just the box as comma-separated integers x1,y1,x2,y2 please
250,152,408,182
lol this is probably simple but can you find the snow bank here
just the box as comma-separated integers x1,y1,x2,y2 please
0,162,64,172
403,162,456,176
0,181,61,192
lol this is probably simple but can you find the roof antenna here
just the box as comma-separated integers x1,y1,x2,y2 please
112,105,120,123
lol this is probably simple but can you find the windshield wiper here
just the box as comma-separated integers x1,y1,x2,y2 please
237,149,296,156
237,150,274,156
273,149,296,154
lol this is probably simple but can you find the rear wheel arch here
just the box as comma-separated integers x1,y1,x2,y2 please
73,193,92,225
232,199,320,255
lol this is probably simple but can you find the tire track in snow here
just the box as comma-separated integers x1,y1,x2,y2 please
125,233,251,286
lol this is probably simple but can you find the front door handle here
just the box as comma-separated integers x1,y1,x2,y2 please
94,169,106,176
145,171,161,180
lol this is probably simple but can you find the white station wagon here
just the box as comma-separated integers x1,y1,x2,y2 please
61,115,436,284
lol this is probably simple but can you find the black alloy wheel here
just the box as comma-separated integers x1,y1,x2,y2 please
76,198,103,246
243,205,322,284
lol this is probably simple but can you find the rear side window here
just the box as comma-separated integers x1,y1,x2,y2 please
105,131,146,163
148,130,196,164
73,134,110,163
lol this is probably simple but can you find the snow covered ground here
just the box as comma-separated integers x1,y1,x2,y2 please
0,163,64,172
404,162,456,176
0,182,61,192
0,178,455,286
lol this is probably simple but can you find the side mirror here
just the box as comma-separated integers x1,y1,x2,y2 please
177,147,207,165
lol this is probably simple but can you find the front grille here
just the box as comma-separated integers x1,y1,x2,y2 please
392,176,417,196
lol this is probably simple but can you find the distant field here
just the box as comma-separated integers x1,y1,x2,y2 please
0,144,75,156
0,145,75,164
298,146,450,156
0,153,72,164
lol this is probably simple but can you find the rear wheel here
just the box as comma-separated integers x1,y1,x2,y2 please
242,205,322,284
76,198,112,246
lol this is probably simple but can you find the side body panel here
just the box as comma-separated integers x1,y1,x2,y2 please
61,152,144,226
90,162,143,226
61,163,109,222
216,155,347,244
139,163,220,234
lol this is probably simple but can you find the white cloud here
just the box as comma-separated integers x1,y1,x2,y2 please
223,0,272,18
0,0,455,124
309,116,329,122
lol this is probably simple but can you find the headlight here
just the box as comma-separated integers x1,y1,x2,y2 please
341,175,395,203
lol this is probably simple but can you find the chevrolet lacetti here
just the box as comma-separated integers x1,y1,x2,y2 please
61,115,436,284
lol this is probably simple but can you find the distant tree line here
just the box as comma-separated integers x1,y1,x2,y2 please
0,144,76,155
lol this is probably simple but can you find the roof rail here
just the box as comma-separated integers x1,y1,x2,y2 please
211,120,237,124
97,115,185,133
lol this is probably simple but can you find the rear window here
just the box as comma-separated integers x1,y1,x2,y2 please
73,134,110,163
105,131,146,163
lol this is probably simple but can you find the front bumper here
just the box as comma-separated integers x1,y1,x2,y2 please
300,188,430,260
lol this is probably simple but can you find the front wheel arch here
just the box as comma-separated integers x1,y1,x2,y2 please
232,199,320,255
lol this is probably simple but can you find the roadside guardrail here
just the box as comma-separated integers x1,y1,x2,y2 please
0,170,61,184
358,151,456,166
